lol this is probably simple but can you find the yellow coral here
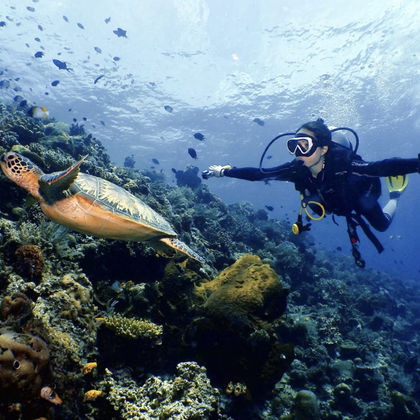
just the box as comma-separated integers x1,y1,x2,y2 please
97,314,163,342
83,389,103,402
195,254,285,316
82,361,97,375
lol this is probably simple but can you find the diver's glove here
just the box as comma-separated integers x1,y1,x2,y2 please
202,165,232,179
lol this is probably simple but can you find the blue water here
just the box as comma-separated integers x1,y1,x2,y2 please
1,0,420,279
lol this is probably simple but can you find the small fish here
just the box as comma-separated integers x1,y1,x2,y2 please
253,117,264,126
266,155,272,160
152,158,160,165
52,59,71,71
94,74,104,84
0,21,6,28
38,24,43,31
0,80,10,89
63,15,69,22
29,106,49,119
34,37,41,42
265,205,274,211
105,17,111,24
113,27,127,38
26,6,35,12
40,387,62,406
188,148,197,159
113,56,120,61
51,80,59,86
336,246,342,251
171,168,177,174
94,46,102,54
82,117,87,121
193,132,205,141
77,22,85,29
164,105,173,113
123,154,135,168
100,120,105,126
111,280,122,293
34,51,44,58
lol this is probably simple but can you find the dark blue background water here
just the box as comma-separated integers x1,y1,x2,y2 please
1,0,419,279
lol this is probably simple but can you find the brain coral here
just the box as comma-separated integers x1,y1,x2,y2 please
0,329,49,402
191,254,292,394
195,253,288,328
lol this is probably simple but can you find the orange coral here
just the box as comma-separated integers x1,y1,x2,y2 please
14,244,44,281
82,361,97,375
83,389,103,402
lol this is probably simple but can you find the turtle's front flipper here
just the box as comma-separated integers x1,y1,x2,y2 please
39,155,88,203
154,238,205,263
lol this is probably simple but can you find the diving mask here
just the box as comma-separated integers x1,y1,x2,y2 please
286,134,318,157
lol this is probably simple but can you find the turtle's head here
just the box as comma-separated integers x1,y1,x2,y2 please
1,152,44,198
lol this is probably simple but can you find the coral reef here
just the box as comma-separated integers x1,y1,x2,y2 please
0,101,419,419
101,361,223,419
14,244,45,281
97,313,163,343
0,329,49,403
190,254,292,397
1,292,33,321
293,390,320,420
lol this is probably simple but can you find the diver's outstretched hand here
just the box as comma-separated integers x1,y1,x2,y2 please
202,165,231,179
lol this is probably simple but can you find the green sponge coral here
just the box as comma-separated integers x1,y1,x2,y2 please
98,314,163,343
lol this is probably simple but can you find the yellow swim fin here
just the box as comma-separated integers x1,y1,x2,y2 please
386,174,408,197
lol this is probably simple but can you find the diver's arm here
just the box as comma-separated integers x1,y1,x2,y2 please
351,157,420,176
224,160,303,181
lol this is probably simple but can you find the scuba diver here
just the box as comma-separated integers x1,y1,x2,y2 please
202,118,420,267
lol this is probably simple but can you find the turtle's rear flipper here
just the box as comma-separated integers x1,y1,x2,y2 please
154,238,205,263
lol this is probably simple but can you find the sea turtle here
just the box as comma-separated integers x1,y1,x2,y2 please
0,151,204,263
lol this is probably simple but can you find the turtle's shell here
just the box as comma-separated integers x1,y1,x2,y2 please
71,172,177,237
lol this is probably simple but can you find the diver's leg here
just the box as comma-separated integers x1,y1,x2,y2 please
383,175,408,220
356,197,391,232
382,198,398,221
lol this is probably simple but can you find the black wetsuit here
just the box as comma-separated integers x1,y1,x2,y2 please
223,144,420,232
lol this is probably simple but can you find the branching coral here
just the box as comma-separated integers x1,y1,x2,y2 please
101,362,221,419
97,313,163,343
